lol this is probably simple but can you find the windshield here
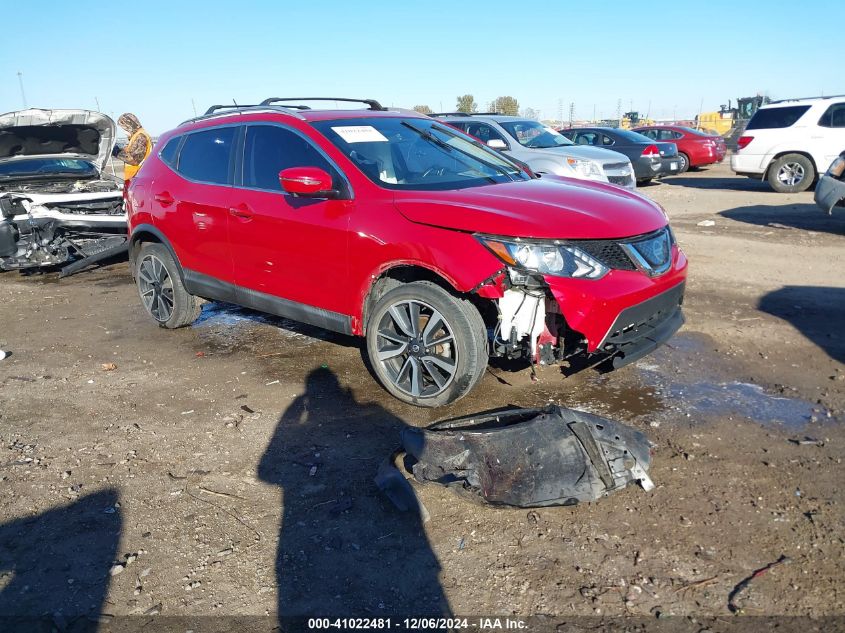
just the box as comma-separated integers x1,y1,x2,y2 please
498,120,573,149
312,117,528,191
0,158,98,180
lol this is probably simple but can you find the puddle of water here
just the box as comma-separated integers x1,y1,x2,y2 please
643,372,823,428
193,302,319,343
544,378,666,420
536,332,830,429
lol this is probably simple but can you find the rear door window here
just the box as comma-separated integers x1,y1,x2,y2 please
746,106,811,130
241,124,338,192
656,130,680,141
177,127,236,185
818,103,845,128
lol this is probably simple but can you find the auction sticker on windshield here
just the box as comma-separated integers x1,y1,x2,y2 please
331,126,388,143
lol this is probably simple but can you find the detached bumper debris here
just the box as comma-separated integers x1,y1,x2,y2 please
376,404,655,510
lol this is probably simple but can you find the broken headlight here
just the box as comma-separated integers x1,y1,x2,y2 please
479,236,608,279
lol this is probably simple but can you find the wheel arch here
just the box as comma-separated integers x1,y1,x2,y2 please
357,262,495,336
128,224,186,284
764,150,818,180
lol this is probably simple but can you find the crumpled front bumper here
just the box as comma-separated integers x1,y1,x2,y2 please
543,245,688,354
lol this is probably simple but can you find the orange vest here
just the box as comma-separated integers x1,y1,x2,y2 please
123,128,152,180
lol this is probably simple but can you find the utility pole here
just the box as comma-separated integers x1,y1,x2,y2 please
592,104,596,122
568,102,575,128
17,71,27,108
558,98,563,127
616,99,622,128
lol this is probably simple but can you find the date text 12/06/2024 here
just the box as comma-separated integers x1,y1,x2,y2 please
307,617,529,630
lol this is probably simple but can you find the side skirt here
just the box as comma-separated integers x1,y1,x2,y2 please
183,269,353,336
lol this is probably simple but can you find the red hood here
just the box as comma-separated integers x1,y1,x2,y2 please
393,176,668,240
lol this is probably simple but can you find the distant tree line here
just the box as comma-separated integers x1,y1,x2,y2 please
412,95,524,117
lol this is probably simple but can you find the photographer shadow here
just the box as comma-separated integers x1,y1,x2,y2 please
258,367,449,618
0,489,122,632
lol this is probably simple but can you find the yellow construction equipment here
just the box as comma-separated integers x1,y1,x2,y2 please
696,95,770,138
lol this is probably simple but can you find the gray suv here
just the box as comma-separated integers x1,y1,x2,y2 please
435,113,636,189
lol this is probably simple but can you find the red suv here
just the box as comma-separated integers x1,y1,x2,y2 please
634,125,727,173
126,98,687,407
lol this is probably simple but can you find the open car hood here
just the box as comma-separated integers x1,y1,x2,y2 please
393,176,667,240
0,109,117,173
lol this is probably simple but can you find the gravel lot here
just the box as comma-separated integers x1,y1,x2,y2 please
1,163,843,625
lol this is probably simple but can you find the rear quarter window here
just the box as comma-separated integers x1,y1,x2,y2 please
746,105,811,130
159,136,180,167
818,103,845,128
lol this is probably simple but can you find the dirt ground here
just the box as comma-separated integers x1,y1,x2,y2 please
1,162,843,627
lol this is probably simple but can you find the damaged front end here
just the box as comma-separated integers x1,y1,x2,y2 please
0,109,126,275
0,192,127,276
476,228,686,371
377,404,654,510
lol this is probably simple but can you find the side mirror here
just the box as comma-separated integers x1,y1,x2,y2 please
279,167,337,198
487,139,507,150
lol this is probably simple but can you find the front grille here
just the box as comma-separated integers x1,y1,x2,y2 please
608,174,632,186
577,241,637,271
624,227,673,275
574,227,673,273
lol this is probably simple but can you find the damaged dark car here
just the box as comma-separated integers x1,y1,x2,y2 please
0,109,127,276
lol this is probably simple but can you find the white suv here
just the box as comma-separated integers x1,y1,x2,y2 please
731,96,845,193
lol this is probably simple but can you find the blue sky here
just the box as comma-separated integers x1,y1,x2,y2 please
1,0,842,134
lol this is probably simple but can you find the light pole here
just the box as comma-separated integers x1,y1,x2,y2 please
17,71,27,108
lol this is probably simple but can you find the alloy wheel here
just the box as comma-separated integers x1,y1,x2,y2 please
776,162,805,187
375,300,458,398
138,254,174,322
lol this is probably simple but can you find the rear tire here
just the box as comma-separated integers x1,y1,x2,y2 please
365,281,488,407
677,152,690,173
134,243,202,329
767,153,815,193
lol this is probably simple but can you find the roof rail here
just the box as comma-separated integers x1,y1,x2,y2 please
770,94,845,104
181,104,305,126
430,111,503,117
260,97,386,111
204,103,261,115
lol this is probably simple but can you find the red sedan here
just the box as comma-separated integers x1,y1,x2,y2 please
633,125,726,173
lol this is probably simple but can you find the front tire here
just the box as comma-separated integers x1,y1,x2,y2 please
768,153,815,193
365,281,487,407
134,243,202,329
